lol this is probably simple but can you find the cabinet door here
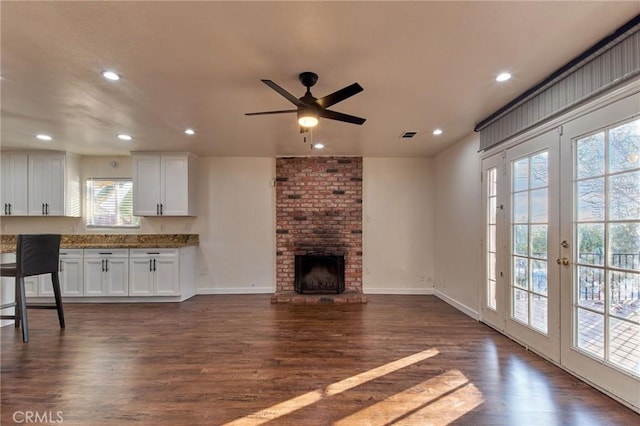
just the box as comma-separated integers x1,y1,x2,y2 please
1,154,28,216
28,155,49,215
104,257,129,296
60,258,83,296
24,276,40,297
155,256,180,295
84,258,106,296
46,155,65,216
133,156,161,216
28,154,65,216
161,156,189,215
129,257,154,296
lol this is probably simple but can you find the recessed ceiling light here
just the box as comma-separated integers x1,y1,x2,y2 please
184,128,195,135
313,143,325,149
496,72,512,82
432,129,443,136
117,134,132,141
102,70,121,81
36,134,52,141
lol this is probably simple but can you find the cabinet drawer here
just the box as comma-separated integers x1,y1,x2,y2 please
83,248,129,258
129,248,178,258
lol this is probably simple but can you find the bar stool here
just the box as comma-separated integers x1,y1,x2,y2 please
0,234,65,342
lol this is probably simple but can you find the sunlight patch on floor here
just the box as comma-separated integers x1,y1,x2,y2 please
334,369,484,425
223,348,440,426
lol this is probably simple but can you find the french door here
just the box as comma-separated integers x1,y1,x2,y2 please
482,130,561,362
482,91,640,409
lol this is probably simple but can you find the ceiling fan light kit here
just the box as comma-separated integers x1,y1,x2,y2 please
246,71,365,129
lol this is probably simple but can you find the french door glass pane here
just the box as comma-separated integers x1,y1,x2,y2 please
577,223,605,266
608,120,640,173
576,133,605,178
530,224,547,259
577,308,605,358
576,266,605,313
577,178,605,221
608,171,640,220
574,118,640,375
609,317,640,375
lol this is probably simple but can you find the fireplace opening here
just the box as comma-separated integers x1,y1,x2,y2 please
295,254,345,294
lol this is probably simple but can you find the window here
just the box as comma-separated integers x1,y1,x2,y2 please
85,179,139,228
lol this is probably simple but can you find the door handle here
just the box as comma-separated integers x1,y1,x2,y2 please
556,257,570,266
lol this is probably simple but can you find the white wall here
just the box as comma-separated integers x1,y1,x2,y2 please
194,157,275,294
433,133,482,318
363,157,435,294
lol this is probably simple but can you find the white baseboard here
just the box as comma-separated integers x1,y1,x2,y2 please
364,287,435,295
433,289,480,320
197,287,275,295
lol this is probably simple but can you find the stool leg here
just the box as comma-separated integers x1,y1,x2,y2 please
14,278,21,329
51,272,65,329
17,277,29,343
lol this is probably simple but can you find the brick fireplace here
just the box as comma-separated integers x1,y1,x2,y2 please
272,156,366,303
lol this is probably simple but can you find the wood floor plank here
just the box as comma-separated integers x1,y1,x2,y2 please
1,295,638,425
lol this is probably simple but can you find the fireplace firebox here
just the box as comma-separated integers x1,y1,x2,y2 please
295,254,345,294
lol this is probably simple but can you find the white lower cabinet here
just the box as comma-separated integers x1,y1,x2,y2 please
23,249,84,297
129,249,179,296
13,245,196,304
83,249,129,296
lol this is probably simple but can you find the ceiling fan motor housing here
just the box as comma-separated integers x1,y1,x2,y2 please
299,72,318,88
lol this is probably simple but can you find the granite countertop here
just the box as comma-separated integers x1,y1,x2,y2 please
0,234,199,253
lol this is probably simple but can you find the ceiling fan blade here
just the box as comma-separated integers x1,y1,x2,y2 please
316,83,363,109
261,80,304,106
319,109,366,125
245,109,297,116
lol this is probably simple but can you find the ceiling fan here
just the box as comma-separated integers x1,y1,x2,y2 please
245,72,365,131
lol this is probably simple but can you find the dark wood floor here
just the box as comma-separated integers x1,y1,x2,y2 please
1,295,638,425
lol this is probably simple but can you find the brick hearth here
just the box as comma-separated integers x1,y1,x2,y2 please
273,157,366,304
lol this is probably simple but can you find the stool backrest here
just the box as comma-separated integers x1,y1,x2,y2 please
16,234,61,277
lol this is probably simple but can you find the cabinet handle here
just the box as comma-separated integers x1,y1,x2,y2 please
8,203,11,215
59,260,64,272
156,203,160,215
160,204,163,215
42,203,45,215
105,259,109,272
4,204,6,215
101,259,105,272
149,259,153,272
153,259,157,271
46,203,49,215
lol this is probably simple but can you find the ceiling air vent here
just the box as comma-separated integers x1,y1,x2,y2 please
400,131,418,138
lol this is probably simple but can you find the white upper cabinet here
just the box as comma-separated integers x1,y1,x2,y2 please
132,153,197,216
23,151,80,217
1,153,28,216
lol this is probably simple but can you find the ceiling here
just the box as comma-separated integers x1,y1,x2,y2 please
1,2,638,158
